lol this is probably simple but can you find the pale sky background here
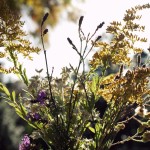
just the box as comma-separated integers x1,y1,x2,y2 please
3,0,150,82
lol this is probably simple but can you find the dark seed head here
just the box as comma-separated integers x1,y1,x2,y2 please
41,13,49,26
67,37,73,45
43,28,48,35
137,54,141,67
96,22,105,31
79,16,84,30
115,75,120,80
142,64,146,68
95,36,102,42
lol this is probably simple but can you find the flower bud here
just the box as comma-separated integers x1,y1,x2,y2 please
41,13,49,26
79,16,84,30
19,134,30,150
96,22,105,31
115,123,125,132
43,28,48,36
95,36,102,42
142,131,150,142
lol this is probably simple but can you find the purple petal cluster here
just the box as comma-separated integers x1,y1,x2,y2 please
37,90,47,104
19,134,30,150
27,112,41,121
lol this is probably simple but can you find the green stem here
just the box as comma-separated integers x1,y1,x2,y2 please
40,26,58,124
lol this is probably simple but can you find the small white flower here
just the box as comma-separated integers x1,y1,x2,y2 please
135,106,148,117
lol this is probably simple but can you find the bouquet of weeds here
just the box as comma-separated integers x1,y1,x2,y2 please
0,1,150,149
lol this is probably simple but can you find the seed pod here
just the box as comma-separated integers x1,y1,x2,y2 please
137,54,141,67
142,64,146,68
79,16,84,30
96,22,105,31
67,37,77,50
95,36,102,42
114,75,120,80
43,28,48,35
67,37,73,45
41,13,49,26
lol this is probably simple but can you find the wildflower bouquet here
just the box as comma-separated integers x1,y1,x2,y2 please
0,0,150,149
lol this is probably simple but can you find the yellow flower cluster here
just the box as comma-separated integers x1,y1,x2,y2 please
0,64,16,74
90,4,150,70
98,66,150,104
0,0,41,74
90,41,131,69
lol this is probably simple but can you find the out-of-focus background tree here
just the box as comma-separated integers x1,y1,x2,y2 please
5,0,84,40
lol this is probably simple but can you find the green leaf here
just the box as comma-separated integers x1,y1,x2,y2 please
148,120,150,126
19,63,22,71
19,103,27,116
23,68,29,85
27,122,38,129
86,122,91,128
88,126,95,133
95,123,102,132
5,101,17,108
10,91,16,102
91,74,99,94
15,107,24,119
0,83,10,97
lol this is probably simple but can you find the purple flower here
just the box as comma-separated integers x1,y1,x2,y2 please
19,134,30,150
26,112,32,120
37,90,47,104
33,112,41,120
26,112,41,121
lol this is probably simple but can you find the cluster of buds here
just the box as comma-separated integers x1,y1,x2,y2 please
30,90,47,105
26,112,41,122
26,90,49,123
19,134,30,150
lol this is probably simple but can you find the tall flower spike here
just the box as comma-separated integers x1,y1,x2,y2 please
96,22,105,31
41,12,49,27
79,16,84,30
67,37,77,50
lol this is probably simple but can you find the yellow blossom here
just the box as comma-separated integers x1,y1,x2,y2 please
90,4,150,71
0,0,41,74
97,67,150,104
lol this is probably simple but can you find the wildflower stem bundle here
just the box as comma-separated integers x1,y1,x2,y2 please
0,1,150,150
